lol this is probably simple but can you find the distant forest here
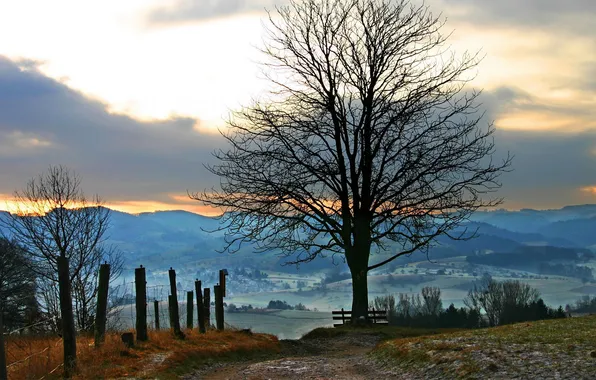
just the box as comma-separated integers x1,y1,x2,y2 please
467,246,595,281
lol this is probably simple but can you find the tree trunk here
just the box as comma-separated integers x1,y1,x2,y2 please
0,305,7,380
349,263,369,323
347,216,372,323
57,256,76,378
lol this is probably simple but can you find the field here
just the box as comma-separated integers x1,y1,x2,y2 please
113,305,333,340
4,329,278,379
372,314,596,378
230,260,590,314
105,255,596,342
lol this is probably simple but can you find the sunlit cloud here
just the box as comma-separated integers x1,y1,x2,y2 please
0,131,53,156
580,187,596,195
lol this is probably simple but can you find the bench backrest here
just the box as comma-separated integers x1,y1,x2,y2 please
331,308,388,326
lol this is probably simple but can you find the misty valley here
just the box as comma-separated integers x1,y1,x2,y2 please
69,204,596,338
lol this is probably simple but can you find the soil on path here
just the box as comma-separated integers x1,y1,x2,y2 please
183,332,399,380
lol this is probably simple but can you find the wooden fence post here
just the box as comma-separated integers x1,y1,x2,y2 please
135,266,148,341
154,300,160,330
168,295,175,329
94,263,110,347
186,291,194,329
214,285,224,330
341,308,345,325
372,308,376,324
0,306,7,380
219,269,228,297
195,280,205,334
57,256,77,377
168,268,184,339
203,288,211,328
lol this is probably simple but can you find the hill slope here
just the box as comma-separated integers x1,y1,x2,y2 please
373,315,596,379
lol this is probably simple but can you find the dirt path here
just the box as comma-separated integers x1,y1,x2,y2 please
183,333,399,380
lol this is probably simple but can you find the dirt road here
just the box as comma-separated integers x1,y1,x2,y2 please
183,333,399,380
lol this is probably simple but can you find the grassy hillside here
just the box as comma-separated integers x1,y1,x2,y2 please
372,315,596,379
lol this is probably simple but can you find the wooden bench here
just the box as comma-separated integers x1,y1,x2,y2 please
332,308,388,327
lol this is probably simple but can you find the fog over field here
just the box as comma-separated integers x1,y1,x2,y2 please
66,204,596,337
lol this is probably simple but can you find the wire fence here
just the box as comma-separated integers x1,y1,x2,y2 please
109,279,212,331
3,272,219,379
3,317,57,336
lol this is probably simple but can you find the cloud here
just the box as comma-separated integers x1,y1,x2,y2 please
0,56,226,208
147,0,284,26
145,0,596,35
494,127,596,209
482,86,596,208
440,0,596,34
454,85,596,209
1,55,596,213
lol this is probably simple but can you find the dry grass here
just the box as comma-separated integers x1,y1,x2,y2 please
5,334,64,379
5,328,279,379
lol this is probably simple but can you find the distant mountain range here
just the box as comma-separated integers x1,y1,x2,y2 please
2,204,596,271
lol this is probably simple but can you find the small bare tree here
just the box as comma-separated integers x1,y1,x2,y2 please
37,245,123,333
72,245,123,332
464,278,539,326
1,165,110,376
193,0,511,321
421,286,443,317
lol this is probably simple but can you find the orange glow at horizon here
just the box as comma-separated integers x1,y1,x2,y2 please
105,200,222,216
0,195,223,217
580,186,596,195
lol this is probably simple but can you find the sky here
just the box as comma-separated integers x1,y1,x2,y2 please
0,0,595,215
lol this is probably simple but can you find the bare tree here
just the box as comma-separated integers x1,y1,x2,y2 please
192,0,511,320
72,245,123,332
421,286,443,317
396,293,422,319
37,245,123,333
464,278,540,326
370,294,396,322
1,165,110,376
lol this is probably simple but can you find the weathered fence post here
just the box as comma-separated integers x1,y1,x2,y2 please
372,308,376,324
341,308,345,325
94,263,110,347
186,291,194,329
57,256,77,377
219,269,228,297
154,300,160,330
168,268,184,339
0,306,7,380
203,288,211,328
135,266,148,342
214,285,224,330
195,280,205,334
168,295,175,329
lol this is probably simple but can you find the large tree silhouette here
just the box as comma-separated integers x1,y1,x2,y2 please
193,0,511,321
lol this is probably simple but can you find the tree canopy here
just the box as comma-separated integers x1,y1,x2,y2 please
193,0,511,320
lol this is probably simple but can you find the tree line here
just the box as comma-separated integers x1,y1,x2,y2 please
371,278,567,329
